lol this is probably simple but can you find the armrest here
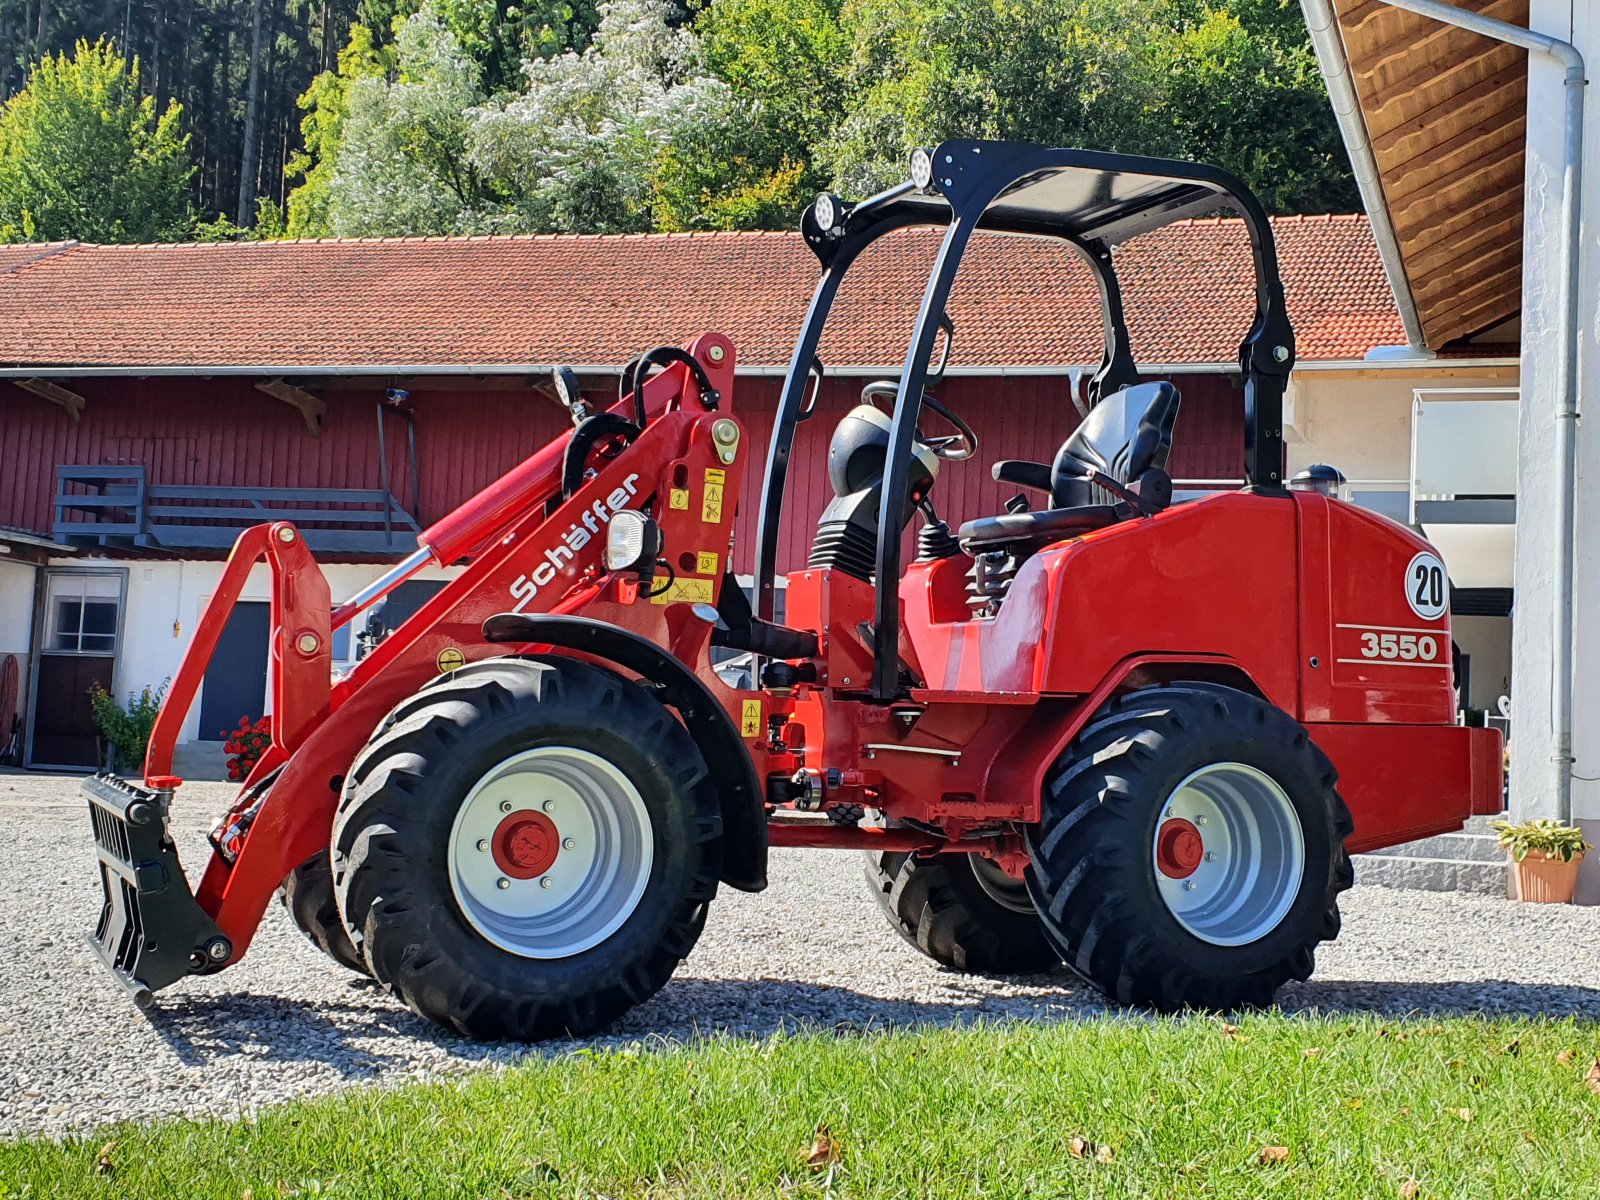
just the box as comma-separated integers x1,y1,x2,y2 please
991,460,1052,493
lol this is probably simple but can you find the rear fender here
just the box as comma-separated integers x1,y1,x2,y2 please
483,612,768,892
988,652,1269,823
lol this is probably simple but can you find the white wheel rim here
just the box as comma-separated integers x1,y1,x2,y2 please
447,746,653,959
1151,762,1305,947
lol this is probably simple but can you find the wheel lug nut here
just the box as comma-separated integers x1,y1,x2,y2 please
542,800,555,813
1195,816,1207,826
476,839,489,852
1205,851,1217,862
499,801,513,813
1184,880,1197,891
540,877,554,889
562,838,575,850
496,877,510,890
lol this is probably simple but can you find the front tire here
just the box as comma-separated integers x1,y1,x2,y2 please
332,656,721,1039
1025,684,1353,1011
279,851,369,976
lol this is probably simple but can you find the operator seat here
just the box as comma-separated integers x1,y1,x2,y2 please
958,381,1180,553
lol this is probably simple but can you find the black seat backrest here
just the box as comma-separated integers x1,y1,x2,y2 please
1050,381,1180,509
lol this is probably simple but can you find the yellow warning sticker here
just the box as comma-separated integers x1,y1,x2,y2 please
649,576,715,606
669,488,690,510
696,550,719,575
701,468,726,523
436,646,466,673
740,699,763,737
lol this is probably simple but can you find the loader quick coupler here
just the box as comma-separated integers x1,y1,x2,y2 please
83,772,231,1008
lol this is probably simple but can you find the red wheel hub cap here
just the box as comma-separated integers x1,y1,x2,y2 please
1156,818,1204,879
491,810,561,879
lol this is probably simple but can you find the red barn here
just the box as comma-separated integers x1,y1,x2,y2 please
0,217,1418,773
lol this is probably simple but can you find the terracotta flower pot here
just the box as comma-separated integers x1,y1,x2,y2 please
1510,850,1583,903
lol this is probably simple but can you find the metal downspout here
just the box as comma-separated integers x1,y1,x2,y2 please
1299,0,1429,350
1312,0,1585,820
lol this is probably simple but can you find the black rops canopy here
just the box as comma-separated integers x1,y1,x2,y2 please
757,140,1298,698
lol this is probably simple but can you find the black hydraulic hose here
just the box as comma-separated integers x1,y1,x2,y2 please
622,346,721,427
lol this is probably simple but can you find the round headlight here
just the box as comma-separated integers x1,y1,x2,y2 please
812,191,839,232
909,147,934,191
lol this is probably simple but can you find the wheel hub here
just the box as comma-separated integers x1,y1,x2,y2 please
492,810,560,879
1155,818,1204,879
446,746,653,960
1151,762,1306,947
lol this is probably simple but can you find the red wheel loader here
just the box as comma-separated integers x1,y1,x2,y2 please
84,141,1503,1038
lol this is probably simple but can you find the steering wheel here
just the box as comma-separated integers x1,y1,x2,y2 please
859,380,978,461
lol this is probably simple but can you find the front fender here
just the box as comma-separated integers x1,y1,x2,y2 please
483,612,768,892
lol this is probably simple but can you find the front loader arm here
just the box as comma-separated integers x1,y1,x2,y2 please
142,521,331,788
85,334,742,1005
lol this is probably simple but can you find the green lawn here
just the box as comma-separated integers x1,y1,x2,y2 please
4,1015,1600,1198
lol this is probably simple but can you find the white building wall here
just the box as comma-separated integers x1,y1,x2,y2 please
0,558,37,658
1286,365,1517,489
70,556,459,746
1517,1,1597,874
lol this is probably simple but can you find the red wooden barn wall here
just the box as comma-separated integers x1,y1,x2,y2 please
0,371,1244,574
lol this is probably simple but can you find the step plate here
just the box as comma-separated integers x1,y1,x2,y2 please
83,772,230,1007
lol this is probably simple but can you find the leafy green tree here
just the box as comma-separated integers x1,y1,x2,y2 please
429,0,604,92
324,9,490,234
285,22,391,235
1158,1,1359,213
819,0,1352,213
0,39,194,241
654,0,842,228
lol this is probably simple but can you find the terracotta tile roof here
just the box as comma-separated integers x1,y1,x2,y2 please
0,216,1409,372
0,241,77,275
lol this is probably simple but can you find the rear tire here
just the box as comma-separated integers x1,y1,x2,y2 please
279,851,368,976
1025,683,1353,1011
332,656,721,1039
865,851,1061,973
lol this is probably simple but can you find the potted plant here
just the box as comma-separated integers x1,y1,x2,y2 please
1490,818,1591,903
223,715,273,781
87,680,168,773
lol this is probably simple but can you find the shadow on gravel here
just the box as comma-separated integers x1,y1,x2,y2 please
132,973,1600,1075
139,989,483,1074
1282,978,1600,1019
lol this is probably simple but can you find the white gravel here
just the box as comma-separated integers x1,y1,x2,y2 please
5,767,1600,1139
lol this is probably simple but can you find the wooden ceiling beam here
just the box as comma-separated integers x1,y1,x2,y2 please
16,377,85,423
1353,30,1519,111
1367,66,1526,155
1384,117,1524,202
1403,214,1523,285
1395,197,1522,266
1418,263,1523,336
1411,246,1521,306
256,378,326,436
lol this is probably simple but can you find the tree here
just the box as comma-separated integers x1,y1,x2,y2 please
318,0,737,235
819,0,1353,213
284,21,390,235
465,0,727,233
652,0,842,229
323,9,490,234
0,39,194,241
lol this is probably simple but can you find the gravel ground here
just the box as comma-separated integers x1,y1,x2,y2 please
5,768,1600,1139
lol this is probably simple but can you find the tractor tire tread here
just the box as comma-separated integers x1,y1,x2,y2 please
331,654,720,1040
864,851,1060,974
1025,683,1352,1012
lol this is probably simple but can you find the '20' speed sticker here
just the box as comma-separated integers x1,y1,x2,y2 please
1405,551,1448,621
